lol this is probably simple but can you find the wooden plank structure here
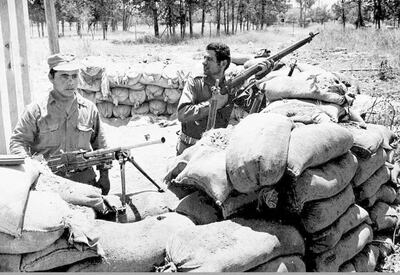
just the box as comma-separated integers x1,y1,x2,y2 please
0,0,32,153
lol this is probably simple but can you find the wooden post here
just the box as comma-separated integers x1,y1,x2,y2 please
44,0,59,54
0,0,18,129
15,0,31,105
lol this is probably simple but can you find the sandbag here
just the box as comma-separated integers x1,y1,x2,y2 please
128,82,145,91
220,190,259,218
369,202,399,231
139,62,164,85
125,68,142,87
351,244,380,272
367,123,397,150
128,89,146,108
34,171,108,214
250,255,306,272
145,84,164,100
301,184,355,233
164,88,181,104
0,191,70,254
352,147,387,187
131,102,149,115
355,165,391,201
342,123,384,158
373,234,394,259
161,218,305,272
174,190,222,225
20,236,100,272
173,144,233,204
0,254,20,272
226,113,293,193
96,102,114,118
287,123,353,177
149,100,166,115
257,72,347,105
312,223,373,272
67,213,195,272
0,161,40,237
166,103,178,115
307,204,371,254
110,87,129,105
112,104,131,119
361,184,397,208
103,189,179,222
285,152,357,214
262,99,333,124
338,262,356,272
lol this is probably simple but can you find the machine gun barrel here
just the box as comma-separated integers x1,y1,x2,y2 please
223,32,319,94
83,137,166,158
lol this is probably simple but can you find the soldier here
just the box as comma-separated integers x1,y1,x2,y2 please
9,53,111,194
176,42,234,155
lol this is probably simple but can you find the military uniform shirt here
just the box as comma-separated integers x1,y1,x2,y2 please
9,91,107,159
177,75,234,140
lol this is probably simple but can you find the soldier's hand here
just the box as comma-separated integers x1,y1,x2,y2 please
255,60,274,80
97,170,110,195
213,93,229,110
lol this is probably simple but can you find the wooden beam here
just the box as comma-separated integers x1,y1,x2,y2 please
0,0,18,129
14,0,31,105
44,0,59,54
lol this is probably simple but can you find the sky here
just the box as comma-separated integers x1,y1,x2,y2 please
291,0,338,8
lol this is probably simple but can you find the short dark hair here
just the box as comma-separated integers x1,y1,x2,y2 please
206,42,231,71
49,68,56,78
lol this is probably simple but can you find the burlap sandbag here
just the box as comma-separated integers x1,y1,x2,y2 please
352,147,387,187
96,102,114,118
301,184,355,233
131,102,149,115
307,204,371,254
145,84,164,100
34,171,108,214
20,236,100,272
249,255,306,272
342,123,384,158
367,123,397,150
166,103,178,115
138,62,164,85
102,189,179,222
161,218,304,272
355,165,391,201
0,161,40,237
0,191,70,254
256,72,347,105
369,202,399,231
0,254,20,272
128,89,146,108
350,244,380,272
67,213,195,272
173,145,233,205
287,123,353,177
361,184,397,208
149,100,166,115
226,113,293,193
112,104,132,119
285,152,357,214
174,190,222,225
220,190,259,218
312,223,373,272
338,262,356,272
164,88,181,104
110,87,129,104
262,99,333,124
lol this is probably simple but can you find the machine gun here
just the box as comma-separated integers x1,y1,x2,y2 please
47,136,166,213
217,32,320,116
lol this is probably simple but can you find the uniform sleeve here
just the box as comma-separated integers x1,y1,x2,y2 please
9,105,39,157
177,77,210,123
90,106,108,151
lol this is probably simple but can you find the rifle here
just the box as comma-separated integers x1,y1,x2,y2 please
224,32,320,114
47,137,166,213
206,79,220,131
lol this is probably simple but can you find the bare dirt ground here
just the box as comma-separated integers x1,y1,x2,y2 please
25,23,400,271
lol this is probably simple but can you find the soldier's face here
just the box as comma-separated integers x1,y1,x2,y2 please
49,70,79,98
203,50,225,77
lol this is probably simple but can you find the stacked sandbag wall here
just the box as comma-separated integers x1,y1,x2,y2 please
0,162,102,272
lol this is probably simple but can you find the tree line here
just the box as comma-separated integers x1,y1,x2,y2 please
28,0,400,40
